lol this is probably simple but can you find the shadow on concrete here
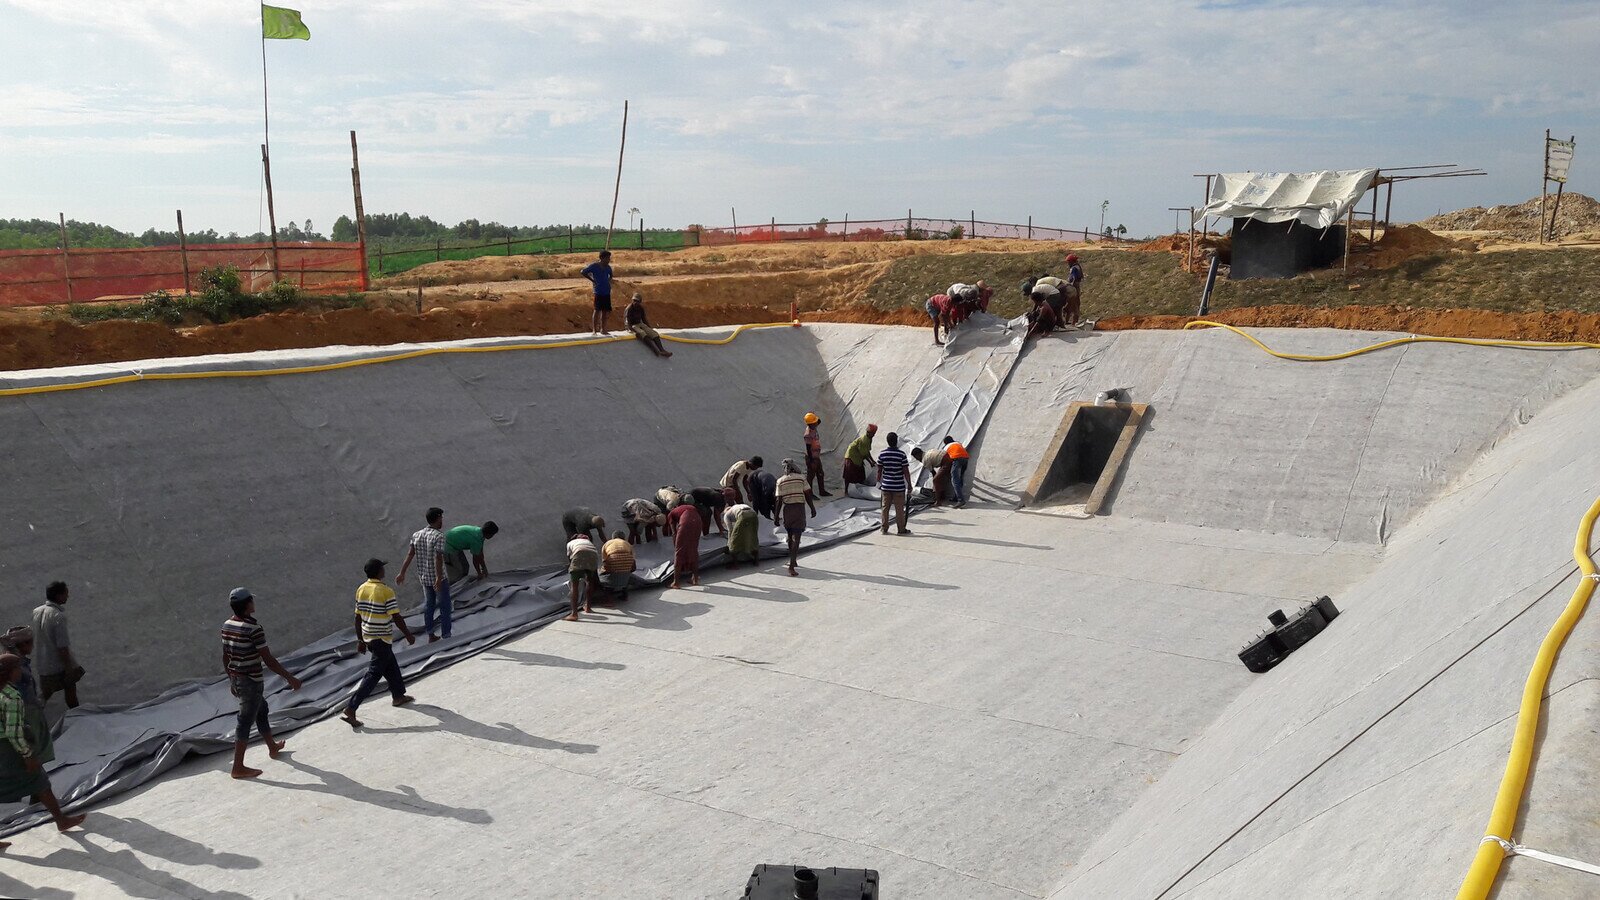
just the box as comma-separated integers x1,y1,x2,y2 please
914,532,1052,551
481,648,626,671
802,568,960,591
588,597,713,631
3,827,257,900
254,756,493,824
698,582,810,604
358,704,599,755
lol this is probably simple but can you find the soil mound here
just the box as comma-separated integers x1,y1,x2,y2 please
1359,224,1474,268
1419,193,1600,240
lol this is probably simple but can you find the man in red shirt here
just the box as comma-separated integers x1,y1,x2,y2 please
925,293,955,345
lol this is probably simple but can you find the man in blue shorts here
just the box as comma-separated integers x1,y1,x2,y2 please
580,249,614,335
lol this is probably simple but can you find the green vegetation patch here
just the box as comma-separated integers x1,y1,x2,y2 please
65,266,364,326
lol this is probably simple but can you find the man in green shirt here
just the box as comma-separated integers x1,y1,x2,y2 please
842,424,878,499
444,521,500,583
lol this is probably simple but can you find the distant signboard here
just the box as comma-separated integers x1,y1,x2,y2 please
1547,138,1576,183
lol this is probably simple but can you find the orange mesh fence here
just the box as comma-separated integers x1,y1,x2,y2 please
0,242,367,307
690,217,1114,246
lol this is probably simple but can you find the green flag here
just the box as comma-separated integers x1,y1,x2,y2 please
262,5,310,40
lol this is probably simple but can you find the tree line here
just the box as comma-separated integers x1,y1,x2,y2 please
1,215,678,251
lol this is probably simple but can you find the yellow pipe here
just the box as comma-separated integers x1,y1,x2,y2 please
1182,320,1600,360
1456,495,1600,898
0,321,795,398
1180,319,1600,898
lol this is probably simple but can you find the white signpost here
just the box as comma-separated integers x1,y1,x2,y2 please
1542,131,1577,242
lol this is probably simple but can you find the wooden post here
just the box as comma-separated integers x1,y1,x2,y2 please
177,209,192,296
639,217,645,250
1369,175,1379,246
1028,215,1033,240
435,238,442,261
1187,207,1196,274
1541,129,1550,245
568,225,574,252
842,214,849,239
350,130,370,290
261,144,282,283
970,209,975,239
57,212,74,303
506,234,513,257
416,278,423,313
377,246,385,274
770,216,776,241
907,208,913,237
605,100,629,251
1383,180,1394,228
1343,204,1354,278
731,207,738,233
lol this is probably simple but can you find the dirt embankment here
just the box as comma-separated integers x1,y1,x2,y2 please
1100,304,1600,343
1420,193,1600,242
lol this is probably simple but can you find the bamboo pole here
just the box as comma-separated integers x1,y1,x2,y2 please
605,100,629,251
177,209,192,296
350,130,369,290
1343,204,1354,278
1368,175,1379,245
57,213,73,303
261,144,281,283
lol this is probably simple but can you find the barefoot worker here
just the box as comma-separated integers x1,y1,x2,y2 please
622,497,667,544
803,413,832,497
565,532,601,619
668,498,704,589
343,559,416,729
0,653,86,835
775,459,817,576
581,249,615,335
842,424,878,499
724,503,760,570
721,455,763,505
0,627,51,777
221,587,303,779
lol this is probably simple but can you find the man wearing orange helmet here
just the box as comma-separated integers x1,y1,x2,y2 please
803,412,832,496
1064,254,1085,326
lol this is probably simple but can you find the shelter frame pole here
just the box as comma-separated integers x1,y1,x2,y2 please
261,144,282,283
58,212,73,304
1384,180,1394,228
177,209,192,296
350,130,369,290
1369,174,1379,245
1343,204,1354,278
605,100,628,251
1188,207,1196,274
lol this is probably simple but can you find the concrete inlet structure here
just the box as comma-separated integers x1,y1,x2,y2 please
1,323,1597,898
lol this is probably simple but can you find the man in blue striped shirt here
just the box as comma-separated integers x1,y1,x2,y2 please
877,432,911,535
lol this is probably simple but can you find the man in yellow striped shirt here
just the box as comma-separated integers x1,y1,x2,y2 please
342,558,416,729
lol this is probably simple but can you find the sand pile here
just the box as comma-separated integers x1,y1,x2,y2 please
1419,193,1600,240
1359,224,1475,268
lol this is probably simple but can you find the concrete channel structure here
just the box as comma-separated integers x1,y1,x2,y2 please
0,322,1596,898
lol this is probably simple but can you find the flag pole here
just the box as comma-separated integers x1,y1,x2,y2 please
605,100,629,251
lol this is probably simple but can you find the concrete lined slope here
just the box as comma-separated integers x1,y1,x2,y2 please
0,324,939,704
1053,367,1600,899
968,327,1600,542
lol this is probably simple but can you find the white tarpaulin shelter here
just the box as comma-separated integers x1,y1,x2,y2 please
1199,169,1378,229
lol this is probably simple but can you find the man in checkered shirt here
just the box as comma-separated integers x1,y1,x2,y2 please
397,506,451,642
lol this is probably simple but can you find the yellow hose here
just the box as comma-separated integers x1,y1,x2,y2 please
1181,319,1600,897
1183,320,1600,360
1456,495,1600,898
0,321,795,398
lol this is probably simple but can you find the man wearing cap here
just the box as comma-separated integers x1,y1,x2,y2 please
445,521,499,584
222,588,303,779
343,559,416,729
803,412,832,497
842,424,878,499
581,249,615,335
397,507,451,643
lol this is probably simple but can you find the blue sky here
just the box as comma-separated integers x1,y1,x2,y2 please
2,0,1597,238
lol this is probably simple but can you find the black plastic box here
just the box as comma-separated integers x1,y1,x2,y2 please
745,865,880,900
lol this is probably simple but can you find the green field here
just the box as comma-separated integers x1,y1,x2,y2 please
371,230,692,276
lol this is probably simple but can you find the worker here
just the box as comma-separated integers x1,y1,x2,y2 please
689,486,730,536
565,532,600,619
621,498,667,544
911,445,955,507
600,531,636,602
842,424,878,499
580,250,614,335
774,459,817,576
667,500,703,589
1027,285,1061,339
750,467,779,522
444,521,499,583
803,412,831,497
943,435,970,507
973,279,994,314
561,507,607,545
945,282,980,322
1032,278,1068,327
1064,254,1085,326
721,456,763,505
723,503,761,570
624,292,673,358
654,486,687,536
925,293,956,346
